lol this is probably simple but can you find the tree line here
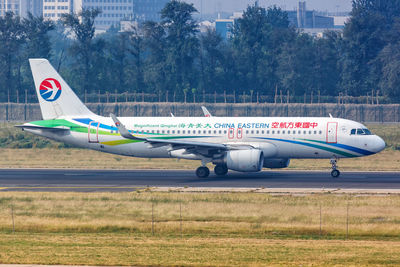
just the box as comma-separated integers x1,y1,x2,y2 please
0,0,399,103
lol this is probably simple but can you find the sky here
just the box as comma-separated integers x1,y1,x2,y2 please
186,0,353,15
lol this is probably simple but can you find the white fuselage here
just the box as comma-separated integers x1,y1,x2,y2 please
26,115,386,161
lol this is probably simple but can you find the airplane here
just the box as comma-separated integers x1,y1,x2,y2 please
16,59,386,178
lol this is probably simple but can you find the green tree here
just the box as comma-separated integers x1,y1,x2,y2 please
277,33,315,96
232,4,271,93
341,0,400,96
0,12,25,101
61,8,102,94
313,31,341,96
142,21,167,95
161,0,199,94
199,28,224,93
23,13,54,59
128,28,144,92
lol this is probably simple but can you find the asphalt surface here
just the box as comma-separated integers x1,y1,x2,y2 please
0,169,399,192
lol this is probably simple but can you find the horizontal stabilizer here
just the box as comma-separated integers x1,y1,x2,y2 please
15,125,70,132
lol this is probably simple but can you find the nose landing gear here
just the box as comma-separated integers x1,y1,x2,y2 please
330,158,340,178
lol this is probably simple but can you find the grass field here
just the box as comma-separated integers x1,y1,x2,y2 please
0,192,400,266
0,123,400,170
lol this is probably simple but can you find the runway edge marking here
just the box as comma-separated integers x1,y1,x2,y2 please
149,187,400,195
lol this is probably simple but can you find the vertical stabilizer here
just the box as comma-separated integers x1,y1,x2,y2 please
29,58,95,120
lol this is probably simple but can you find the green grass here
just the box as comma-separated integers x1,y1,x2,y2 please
1,192,400,239
1,192,400,266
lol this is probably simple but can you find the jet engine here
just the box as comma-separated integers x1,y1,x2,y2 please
222,149,264,172
263,158,290,168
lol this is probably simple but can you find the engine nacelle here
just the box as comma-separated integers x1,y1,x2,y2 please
225,149,264,172
263,158,290,168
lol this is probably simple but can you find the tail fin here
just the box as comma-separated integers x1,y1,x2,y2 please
29,58,95,120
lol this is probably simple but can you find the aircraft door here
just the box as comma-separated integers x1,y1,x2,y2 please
326,122,338,143
228,128,235,139
237,128,243,139
88,121,100,143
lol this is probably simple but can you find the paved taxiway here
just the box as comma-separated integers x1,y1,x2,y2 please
0,169,399,192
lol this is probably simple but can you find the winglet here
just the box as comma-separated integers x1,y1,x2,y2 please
110,113,145,141
329,113,333,118
201,106,212,117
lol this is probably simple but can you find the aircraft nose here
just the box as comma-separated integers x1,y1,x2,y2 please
373,136,386,153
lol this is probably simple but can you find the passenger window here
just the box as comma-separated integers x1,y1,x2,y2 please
319,130,322,134
288,130,290,134
262,130,264,134
314,131,317,134
218,130,221,134
272,130,274,134
282,130,285,134
224,130,227,134
256,130,259,134
172,130,175,134
177,130,180,134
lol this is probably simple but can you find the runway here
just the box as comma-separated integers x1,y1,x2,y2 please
0,169,399,192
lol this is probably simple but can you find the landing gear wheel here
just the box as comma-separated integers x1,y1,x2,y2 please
331,169,340,178
196,166,210,178
214,164,228,176
330,157,340,178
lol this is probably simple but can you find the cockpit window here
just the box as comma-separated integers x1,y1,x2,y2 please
350,128,372,135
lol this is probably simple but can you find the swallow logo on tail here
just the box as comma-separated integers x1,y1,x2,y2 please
39,78,61,102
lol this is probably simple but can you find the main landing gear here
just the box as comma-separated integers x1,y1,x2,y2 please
330,158,340,178
195,164,229,178
214,164,228,176
196,166,210,178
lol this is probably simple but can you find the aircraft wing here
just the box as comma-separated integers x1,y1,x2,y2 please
110,113,228,152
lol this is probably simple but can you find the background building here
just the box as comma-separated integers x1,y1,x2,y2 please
132,0,168,22
43,0,71,20
72,0,134,30
1,0,22,16
1,0,42,18
287,1,334,29
215,19,233,39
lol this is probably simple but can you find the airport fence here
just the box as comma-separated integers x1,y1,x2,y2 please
3,88,392,105
2,102,400,123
